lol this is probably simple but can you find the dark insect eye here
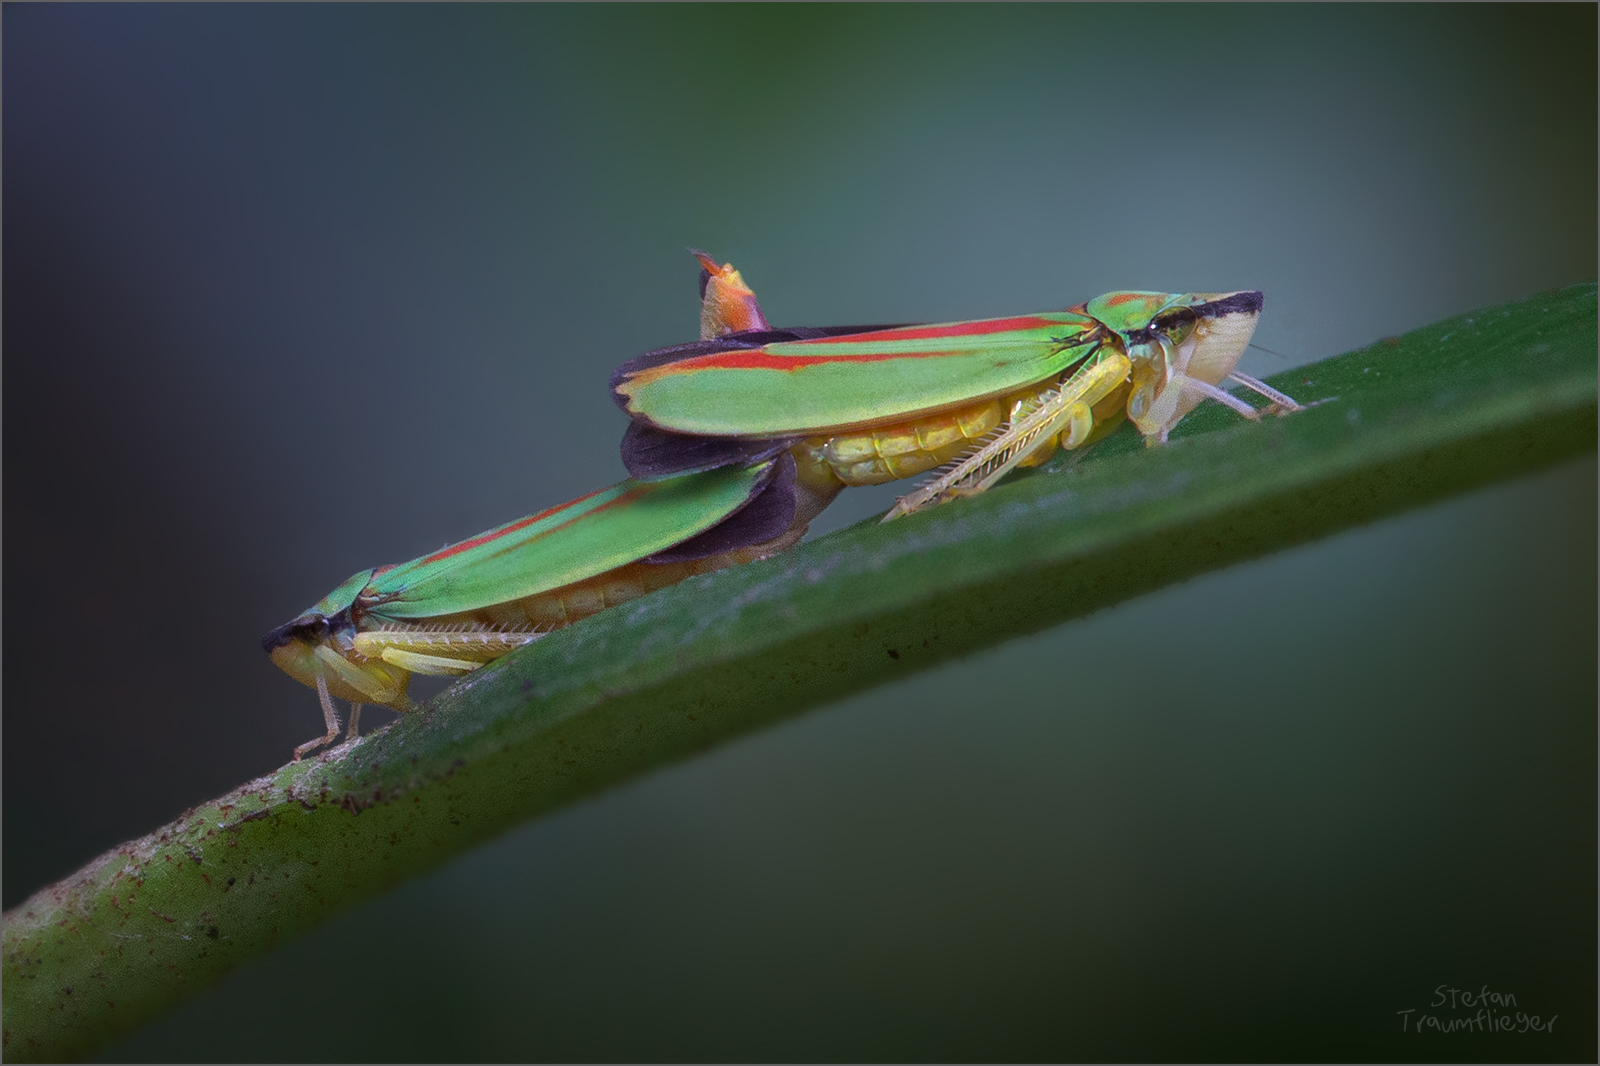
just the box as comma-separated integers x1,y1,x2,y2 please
1154,310,1195,336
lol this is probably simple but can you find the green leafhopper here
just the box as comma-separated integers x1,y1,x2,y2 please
613,252,1301,519
264,458,828,759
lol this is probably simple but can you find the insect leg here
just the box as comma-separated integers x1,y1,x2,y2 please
345,703,363,742
354,624,542,673
883,396,1078,519
313,645,401,702
883,353,1132,520
293,672,344,761
378,647,486,676
1175,376,1261,419
1226,370,1303,413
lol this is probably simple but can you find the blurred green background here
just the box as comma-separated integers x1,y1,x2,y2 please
5,5,1594,1060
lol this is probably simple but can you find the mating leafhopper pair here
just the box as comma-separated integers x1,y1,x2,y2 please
266,252,1297,758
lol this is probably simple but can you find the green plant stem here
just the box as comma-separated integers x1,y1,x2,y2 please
4,283,1595,1062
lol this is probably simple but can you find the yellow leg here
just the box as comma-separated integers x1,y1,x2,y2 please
379,646,487,676
1060,399,1096,449
314,645,403,704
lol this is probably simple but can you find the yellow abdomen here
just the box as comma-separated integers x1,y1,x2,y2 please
795,374,1130,488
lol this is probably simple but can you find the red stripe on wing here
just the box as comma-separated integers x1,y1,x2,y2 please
654,316,1080,376
409,486,616,567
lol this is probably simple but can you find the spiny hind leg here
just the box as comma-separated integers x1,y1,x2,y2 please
353,626,542,680
885,354,1131,518
939,398,1093,501
882,403,1075,517
293,674,344,761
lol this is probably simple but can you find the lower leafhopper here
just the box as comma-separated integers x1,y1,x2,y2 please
264,458,830,759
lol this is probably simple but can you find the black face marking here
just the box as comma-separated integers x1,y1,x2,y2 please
260,624,293,653
260,604,359,653
1192,291,1264,320
645,452,798,563
1136,292,1263,344
261,615,328,653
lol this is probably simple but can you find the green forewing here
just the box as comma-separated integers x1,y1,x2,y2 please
364,464,774,620
618,314,1100,436
314,569,377,618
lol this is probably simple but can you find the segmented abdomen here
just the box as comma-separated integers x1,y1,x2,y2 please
799,380,1083,486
